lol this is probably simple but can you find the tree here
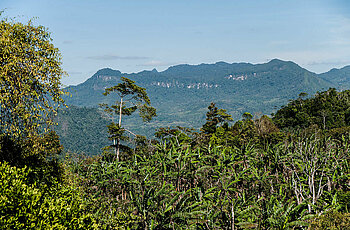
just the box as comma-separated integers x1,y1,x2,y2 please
201,102,233,134
0,15,66,139
242,112,253,121
100,77,156,161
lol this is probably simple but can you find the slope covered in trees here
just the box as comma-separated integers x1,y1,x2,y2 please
54,106,110,155
63,59,334,130
57,60,348,154
320,66,350,90
273,88,350,131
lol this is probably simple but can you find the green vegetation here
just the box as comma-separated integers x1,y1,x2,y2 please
1,15,349,230
309,211,350,229
64,112,350,229
320,66,350,91
100,76,156,161
273,88,350,131
54,106,110,155
59,59,346,155
0,161,95,229
0,15,66,139
0,15,95,229
60,92,350,229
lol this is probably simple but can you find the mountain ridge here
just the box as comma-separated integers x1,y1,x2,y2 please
78,59,321,82
62,59,338,120
56,59,350,154
69,58,348,87
319,65,350,90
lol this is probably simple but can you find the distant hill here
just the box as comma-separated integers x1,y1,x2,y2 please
63,59,333,119
55,106,110,155
64,59,332,107
319,65,350,90
56,59,347,155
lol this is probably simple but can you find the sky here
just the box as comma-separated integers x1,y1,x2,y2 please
1,0,350,86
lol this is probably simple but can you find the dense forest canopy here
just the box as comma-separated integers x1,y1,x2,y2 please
273,88,350,130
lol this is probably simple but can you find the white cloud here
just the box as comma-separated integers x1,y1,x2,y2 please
87,55,149,60
138,60,177,67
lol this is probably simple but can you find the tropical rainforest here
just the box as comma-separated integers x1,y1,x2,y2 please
1,16,350,230
55,55,350,155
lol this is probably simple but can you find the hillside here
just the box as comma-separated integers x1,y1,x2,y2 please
57,59,341,154
55,106,110,155
64,59,332,110
63,59,333,125
319,65,350,90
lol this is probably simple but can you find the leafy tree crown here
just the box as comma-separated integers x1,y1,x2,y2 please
0,16,66,138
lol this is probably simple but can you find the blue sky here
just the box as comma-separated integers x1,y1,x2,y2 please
1,0,350,85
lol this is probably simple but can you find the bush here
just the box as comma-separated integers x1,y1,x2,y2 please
0,132,65,188
309,210,350,230
0,161,96,229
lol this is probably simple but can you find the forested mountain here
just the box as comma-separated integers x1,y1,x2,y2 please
319,65,350,90
55,106,110,155
56,59,350,154
64,59,332,111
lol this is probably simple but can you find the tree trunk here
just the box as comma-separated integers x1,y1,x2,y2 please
117,97,123,161
113,138,117,160
231,203,235,230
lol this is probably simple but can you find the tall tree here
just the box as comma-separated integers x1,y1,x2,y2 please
100,77,156,160
0,15,66,139
201,102,233,134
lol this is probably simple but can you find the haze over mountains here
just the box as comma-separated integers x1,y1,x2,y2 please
57,59,350,154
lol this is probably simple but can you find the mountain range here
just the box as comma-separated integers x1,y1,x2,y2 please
56,59,350,154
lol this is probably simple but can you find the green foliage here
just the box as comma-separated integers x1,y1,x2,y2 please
201,102,233,134
100,76,156,122
0,15,66,139
54,106,110,155
202,108,284,150
100,77,156,160
155,126,195,146
0,131,64,185
106,122,128,141
0,15,98,229
309,210,350,229
67,133,350,229
273,88,350,131
0,161,96,229
327,126,350,141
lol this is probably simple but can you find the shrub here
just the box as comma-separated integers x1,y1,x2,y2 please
0,161,96,229
309,210,350,230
